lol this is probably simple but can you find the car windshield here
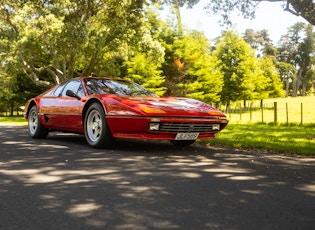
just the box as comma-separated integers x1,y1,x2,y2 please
84,78,157,97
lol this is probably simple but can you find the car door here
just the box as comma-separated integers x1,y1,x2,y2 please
38,81,66,128
53,80,85,132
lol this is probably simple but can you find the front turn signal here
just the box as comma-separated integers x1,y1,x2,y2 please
207,110,223,116
138,105,167,114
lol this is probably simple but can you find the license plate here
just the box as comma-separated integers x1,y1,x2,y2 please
175,132,199,140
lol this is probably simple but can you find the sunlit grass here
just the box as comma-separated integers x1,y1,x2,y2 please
222,96,315,124
205,123,315,156
211,96,315,155
0,116,27,126
1,115,314,156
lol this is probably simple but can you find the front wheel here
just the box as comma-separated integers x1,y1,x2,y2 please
84,103,114,148
170,140,195,147
28,105,48,139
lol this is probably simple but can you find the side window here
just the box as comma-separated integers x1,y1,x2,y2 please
53,82,67,96
61,80,85,97
77,84,85,98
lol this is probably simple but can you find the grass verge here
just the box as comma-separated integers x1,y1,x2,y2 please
0,116,27,126
204,123,315,156
1,116,314,156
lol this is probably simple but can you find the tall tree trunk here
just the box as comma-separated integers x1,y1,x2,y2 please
285,78,290,97
172,0,183,36
10,102,14,116
297,68,303,96
292,68,303,97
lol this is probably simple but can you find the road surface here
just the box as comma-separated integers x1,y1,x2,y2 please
1,125,314,230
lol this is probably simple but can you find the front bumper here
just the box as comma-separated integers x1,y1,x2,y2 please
106,116,228,140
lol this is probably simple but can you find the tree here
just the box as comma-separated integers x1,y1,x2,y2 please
156,0,200,36
204,0,315,26
257,57,284,98
213,30,276,105
0,73,44,115
277,22,314,96
243,29,276,57
276,61,295,97
303,68,315,95
0,0,146,86
172,31,223,103
124,24,166,95
299,24,315,95
158,20,181,96
123,5,167,95
148,11,224,102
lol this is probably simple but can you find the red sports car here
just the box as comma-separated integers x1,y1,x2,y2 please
24,77,228,148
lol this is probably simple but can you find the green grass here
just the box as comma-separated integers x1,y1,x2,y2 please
204,123,315,156
208,96,315,156
1,115,314,156
221,96,315,124
0,116,27,126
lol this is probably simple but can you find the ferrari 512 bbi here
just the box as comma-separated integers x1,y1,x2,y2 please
24,77,228,148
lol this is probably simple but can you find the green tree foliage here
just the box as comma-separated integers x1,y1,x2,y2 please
213,30,283,105
213,31,259,104
0,73,44,115
276,61,295,97
0,0,313,114
124,24,166,95
0,0,146,86
171,31,223,103
277,22,314,96
155,0,200,35
299,24,315,95
257,57,284,98
142,8,225,102
125,53,166,96
124,6,166,95
243,29,276,57
303,68,315,95
157,20,180,96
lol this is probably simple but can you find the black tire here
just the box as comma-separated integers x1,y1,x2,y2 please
170,140,195,147
84,103,114,148
28,105,49,139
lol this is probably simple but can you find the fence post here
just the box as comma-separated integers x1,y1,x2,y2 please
261,103,264,123
250,103,252,122
286,103,289,125
261,106,264,123
274,102,277,123
301,103,303,125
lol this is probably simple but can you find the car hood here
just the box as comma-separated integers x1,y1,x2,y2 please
114,96,226,117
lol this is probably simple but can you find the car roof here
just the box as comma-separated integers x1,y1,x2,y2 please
74,76,130,82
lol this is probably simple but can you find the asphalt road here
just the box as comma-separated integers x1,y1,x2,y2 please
0,125,314,230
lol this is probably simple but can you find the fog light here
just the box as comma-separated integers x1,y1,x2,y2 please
150,118,160,122
149,123,160,131
212,124,220,130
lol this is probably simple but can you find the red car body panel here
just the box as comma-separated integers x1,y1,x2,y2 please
106,116,218,140
25,77,228,143
35,96,85,133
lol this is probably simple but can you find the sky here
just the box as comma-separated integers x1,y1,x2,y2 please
176,0,309,43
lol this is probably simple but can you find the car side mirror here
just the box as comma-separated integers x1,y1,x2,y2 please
66,90,81,100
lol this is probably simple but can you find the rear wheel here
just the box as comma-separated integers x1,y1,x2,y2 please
28,105,48,139
84,103,114,148
170,140,195,147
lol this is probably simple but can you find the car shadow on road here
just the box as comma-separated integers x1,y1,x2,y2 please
47,131,215,156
